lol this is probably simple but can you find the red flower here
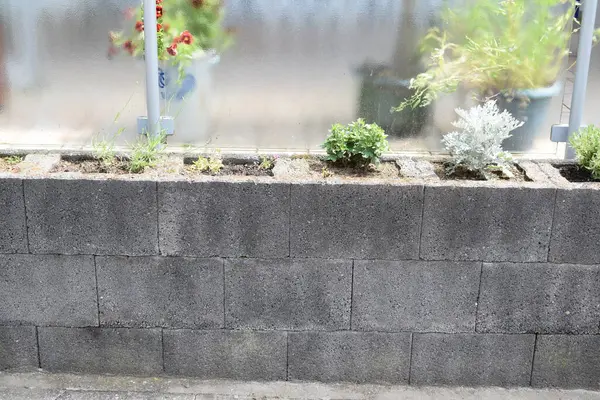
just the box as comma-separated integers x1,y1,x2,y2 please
135,20,144,32
191,0,204,7
167,44,178,56
180,30,193,45
157,23,162,32
156,5,163,18
156,0,163,3
123,40,135,55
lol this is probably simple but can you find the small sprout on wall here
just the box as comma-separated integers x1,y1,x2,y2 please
322,119,389,168
3,155,23,165
321,166,333,178
258,155,275,170
569,125,600,179
193,156,224,174
128,130,167,173
442,101,523,175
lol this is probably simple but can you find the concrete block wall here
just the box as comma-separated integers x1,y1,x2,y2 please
1,172,599,389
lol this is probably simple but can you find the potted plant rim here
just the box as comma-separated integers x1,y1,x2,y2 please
109,0,233,142
396,0,597,151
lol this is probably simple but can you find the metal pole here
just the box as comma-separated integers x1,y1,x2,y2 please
566,0,599,159
143,0,161,137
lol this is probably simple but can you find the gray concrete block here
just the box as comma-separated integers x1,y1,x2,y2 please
290,183,423,259
421,185,555,262
25,179,158,256
477,263,600,334
21,154,61,174
0,389,65,400
352,260,480,332
163,329,286,380
38,327,162,376
288,331,411,384
532,335,600,389
56,392,194,400
158,181,290,258
0,178,27,253
396,158,439,180
97,256,223,329
0,254,97,326
225,258,351,330
411,333,535,387
0,326,38,370
550,188,600,264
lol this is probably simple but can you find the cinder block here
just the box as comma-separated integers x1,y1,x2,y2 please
550,188,600,264
25,179,158,255
38,327,162,376
0,254,97,326
163,329,286,380
56,392,194,400
0,178,27,253
288,331,411,384
97,256,223,329
411,333,535,387
421,185,555,262
0,326,38,370
290,183,423,259
225,258,351,330
352,260,480,332
477,263,600,334
532,335,600,389
158,181,290,258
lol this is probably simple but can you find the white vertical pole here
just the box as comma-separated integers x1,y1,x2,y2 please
566,0,599,159
143,0,161,137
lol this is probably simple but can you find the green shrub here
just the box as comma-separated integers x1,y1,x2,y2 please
322,119,389,167
192,156,224,173
128,131,167,173
570,125,600,179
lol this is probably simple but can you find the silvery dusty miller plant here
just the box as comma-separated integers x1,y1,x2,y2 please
442,100,523,173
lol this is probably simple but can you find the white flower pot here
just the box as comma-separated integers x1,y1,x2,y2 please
158,52,219,144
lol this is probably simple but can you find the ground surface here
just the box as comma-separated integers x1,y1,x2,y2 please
0,372,599,400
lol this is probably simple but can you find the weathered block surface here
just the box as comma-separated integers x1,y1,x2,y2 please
25,179,158,255
477,263,600,334
163,329,286,380
411,333,535,386
0,326,38,370
38,327,162,376
225,258,351,330
550,188,600,264
97,256,223,329
0,179,27,253
532,335,600,389
0,254,97,326
421,185,555,261
159,181,290,258
288,331,411,383
290,184,423,259
352,260,480,332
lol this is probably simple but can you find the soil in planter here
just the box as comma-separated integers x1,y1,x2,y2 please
555,164,600,182
0,156,23,172
53,158,131,174
184,161,274,177
309,159,401,179
434,162,530,182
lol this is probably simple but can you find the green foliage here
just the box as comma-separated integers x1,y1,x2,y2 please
570,125,600,179
92,128,124,166
110,0,233,72
322,119,389,167
3,155,23,165
397,0,598,110
192,156,224,173
258,155,274,170
128,131,167,173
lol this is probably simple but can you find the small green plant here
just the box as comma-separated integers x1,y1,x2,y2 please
570,125,600,179
3,155,23,165
321,166,332,178
128,131,167,173
192,156,224,173
258,155,274,170
92,128,124,166
322,119,389,168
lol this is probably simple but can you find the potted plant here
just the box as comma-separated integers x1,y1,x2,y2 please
396,0,590,151
109,0,233,142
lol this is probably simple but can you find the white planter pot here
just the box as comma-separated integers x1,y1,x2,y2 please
158,53,219,144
